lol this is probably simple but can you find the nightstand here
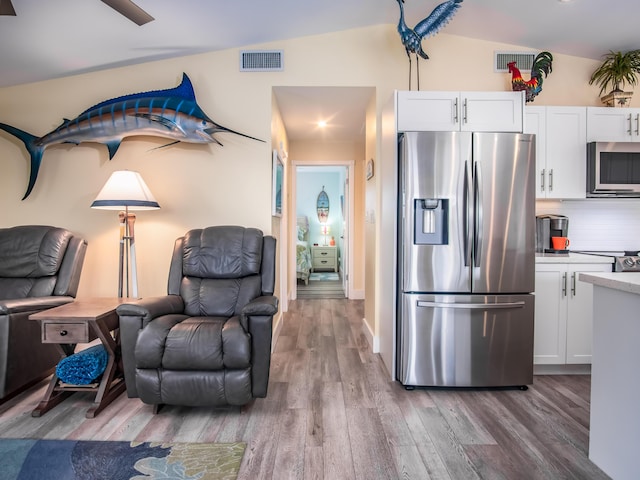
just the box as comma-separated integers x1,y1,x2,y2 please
311,245,337,272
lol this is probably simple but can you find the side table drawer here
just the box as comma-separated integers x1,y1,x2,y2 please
42,322,93,343
313,257,336,269
312,247,334,258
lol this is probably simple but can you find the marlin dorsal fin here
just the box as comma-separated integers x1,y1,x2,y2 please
78,73,196,115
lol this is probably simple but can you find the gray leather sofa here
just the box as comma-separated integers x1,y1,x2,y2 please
0,225,87,403
117,226,278,411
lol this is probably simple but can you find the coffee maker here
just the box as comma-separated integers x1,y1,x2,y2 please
535,214,569,252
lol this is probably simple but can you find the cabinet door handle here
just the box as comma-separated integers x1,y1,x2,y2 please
549,169,553,192
562,272,567,297
636,114,639,136
571,272,576,297
628,114,633,135
453,98,459,124
541,169,546,192
463,98,468,124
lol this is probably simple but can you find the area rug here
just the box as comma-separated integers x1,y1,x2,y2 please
0,438,245,480
309,272,340,281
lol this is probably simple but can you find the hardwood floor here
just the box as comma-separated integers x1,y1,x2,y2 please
297,277,345,299
0,299,610,479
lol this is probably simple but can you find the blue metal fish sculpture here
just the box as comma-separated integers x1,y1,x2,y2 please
0,73,263,199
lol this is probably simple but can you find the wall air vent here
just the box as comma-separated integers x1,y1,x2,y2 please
240,50,284,72
494,51,536,73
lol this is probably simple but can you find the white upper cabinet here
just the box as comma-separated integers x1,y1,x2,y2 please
524,106,546,196
524,106,586,199
396,91,524,133
587,106,640,142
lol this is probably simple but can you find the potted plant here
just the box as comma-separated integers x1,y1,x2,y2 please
589,49,640,107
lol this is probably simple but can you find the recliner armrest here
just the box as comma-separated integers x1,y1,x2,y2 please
242,295,278,398
116,295,184,323
241,295,279,317
0,296,74,315
116,295,184,398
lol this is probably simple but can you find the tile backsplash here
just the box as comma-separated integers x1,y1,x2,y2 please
536,199,640,252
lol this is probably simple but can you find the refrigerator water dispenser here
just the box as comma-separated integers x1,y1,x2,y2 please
414,199,448,245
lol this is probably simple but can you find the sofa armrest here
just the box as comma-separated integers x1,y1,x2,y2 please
0,296,74,315
116,295,184,397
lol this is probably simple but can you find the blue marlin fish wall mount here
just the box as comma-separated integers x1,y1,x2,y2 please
0,73,264,199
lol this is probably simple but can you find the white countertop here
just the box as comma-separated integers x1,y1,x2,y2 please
579,272,640,295
535,252,614,264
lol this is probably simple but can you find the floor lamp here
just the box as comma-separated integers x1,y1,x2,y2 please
91,170,160,298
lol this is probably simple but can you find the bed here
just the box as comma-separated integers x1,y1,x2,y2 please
296,216,312,285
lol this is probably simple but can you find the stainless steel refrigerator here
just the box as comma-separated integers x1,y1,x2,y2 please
397,131,535,388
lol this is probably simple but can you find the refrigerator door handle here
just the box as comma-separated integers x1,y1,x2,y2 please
463,160,471,266
473,161,483,267
417,301,525,309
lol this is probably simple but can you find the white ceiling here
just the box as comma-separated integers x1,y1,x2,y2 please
1,0,639,141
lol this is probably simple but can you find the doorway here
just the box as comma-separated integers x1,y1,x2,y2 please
292,163,353,300
273,85,372,303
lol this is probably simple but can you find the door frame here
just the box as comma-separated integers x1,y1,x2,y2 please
289,160,355,300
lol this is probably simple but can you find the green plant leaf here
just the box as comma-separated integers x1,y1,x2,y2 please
589,50,640,96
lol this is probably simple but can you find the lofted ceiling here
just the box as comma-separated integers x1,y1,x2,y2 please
1,0,639,141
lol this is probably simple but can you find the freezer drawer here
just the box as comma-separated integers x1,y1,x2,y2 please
397,293,534,387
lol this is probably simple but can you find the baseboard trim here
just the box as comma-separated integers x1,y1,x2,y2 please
534,364,591,375
272,311,283,350
348,289,365,300
362,317,379,352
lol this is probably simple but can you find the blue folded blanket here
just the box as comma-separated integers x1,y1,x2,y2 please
56,344,108,385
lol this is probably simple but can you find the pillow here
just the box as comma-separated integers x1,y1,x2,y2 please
297,225,307,241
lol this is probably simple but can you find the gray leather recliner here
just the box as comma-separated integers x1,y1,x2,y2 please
117,226,278,410
0,225,87,403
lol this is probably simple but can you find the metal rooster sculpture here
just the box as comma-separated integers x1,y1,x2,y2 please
395,0,463,90
507,52,553,103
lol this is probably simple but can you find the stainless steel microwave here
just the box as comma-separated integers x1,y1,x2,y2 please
587,142,640,197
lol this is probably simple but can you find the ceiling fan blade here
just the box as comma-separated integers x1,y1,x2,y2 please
0,0,16,16
100,0,154,26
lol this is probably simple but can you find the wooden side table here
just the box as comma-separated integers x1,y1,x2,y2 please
29,298,128,418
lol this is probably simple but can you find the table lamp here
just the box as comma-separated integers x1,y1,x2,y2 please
91,170,160,298
321,223,330,246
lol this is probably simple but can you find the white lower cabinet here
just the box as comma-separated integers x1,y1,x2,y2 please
534,263,612,365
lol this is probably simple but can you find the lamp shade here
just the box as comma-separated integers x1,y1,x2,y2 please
91,170,160,210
